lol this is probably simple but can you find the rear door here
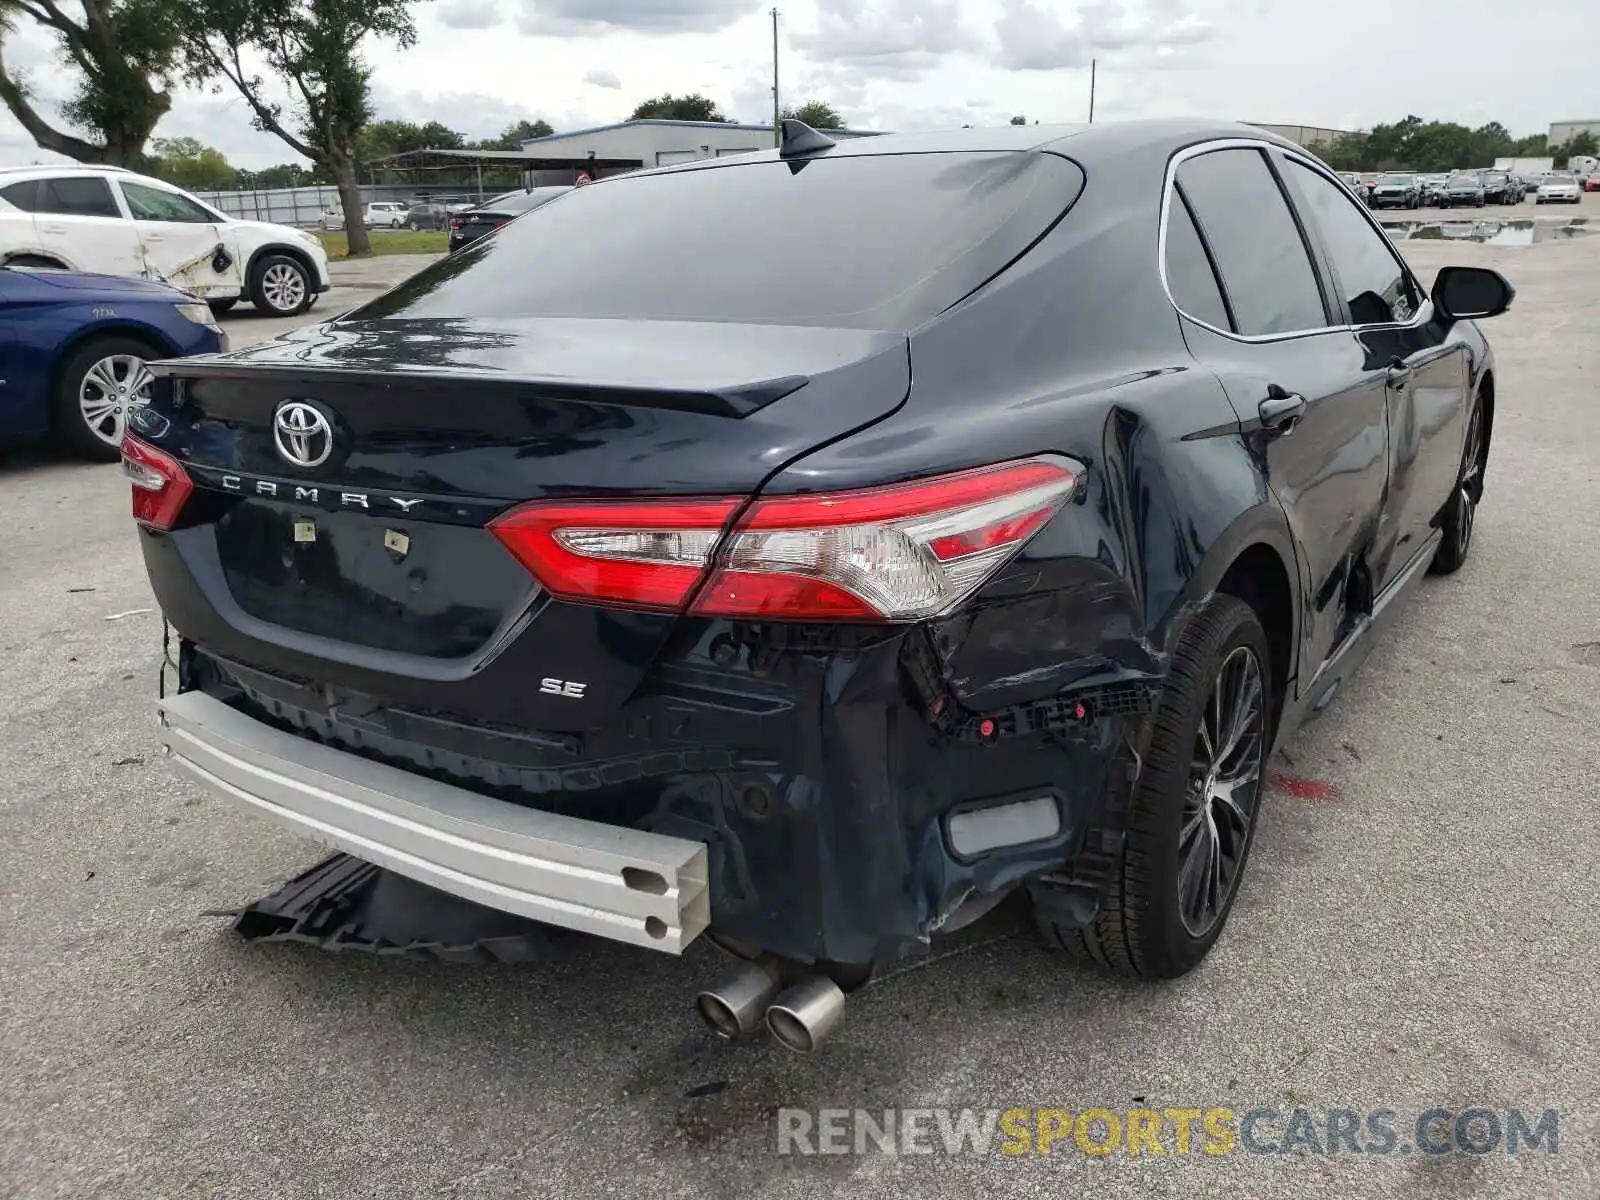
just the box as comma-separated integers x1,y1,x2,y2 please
1167,144,1390,687
1277,154,1469,594
115,179,244,302
29,175,145,276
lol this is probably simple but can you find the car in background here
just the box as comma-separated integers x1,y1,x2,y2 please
1534,173,1582,204
446,186,573,252
1437,172,1486,208
1582,174,1600,193
404,202,451,231
1480,171,1515,204
1368,172,1421,209
0,265,223,460
0,166,330,317
128,120,1510,1051
364,202,409,228
1416,173,1448,205
315,205,345,231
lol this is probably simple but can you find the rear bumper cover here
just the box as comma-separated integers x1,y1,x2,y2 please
158,690,711,953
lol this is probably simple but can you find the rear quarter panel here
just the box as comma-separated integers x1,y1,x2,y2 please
764,141,1300,716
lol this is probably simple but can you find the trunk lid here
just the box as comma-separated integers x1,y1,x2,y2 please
137,314,909,729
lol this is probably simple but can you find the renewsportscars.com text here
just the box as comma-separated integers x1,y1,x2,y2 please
775,1106,1561,1158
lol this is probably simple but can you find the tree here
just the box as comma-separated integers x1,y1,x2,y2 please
630,93,730,123
473,118,554,151
146,135,237,189
1317,116,1554,173
178,0,420,257
1552,130,1598,168
1009,115,1027,126
0,0,181,164
781,100,843,129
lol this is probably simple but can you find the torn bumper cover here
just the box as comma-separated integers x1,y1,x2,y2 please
158,690,711,953
165,616,1158,967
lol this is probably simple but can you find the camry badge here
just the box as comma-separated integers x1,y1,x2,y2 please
273,400,334,468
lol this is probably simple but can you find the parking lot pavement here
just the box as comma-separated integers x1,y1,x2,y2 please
2,234,1598,1200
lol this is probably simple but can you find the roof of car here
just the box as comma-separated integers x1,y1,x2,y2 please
640,118,1303,179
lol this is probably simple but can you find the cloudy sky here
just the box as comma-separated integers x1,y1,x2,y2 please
0,0,1590,169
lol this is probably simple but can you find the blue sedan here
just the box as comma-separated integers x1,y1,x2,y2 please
0,266,225,461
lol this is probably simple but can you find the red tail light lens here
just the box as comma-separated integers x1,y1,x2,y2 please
488,457,1080,621
122,434,193,530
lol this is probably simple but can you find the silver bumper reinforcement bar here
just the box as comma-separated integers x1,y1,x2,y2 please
157,691,710,953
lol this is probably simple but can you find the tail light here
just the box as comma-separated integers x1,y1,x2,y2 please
489,457,1081,622
122,434,193,530
449,218,462,231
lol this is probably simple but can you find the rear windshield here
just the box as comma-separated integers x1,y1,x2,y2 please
352,152,1084,330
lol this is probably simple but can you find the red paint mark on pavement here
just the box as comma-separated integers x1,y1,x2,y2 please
1268,771,1340,800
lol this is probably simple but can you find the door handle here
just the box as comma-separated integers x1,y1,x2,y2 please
1259,386,1307,433
1386,358,1413,389
144,234,165,242
40,224,65,234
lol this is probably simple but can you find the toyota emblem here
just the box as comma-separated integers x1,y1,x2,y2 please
272,400,334,468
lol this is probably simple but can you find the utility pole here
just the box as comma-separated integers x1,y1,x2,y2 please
771,8,781,147
1088,58,1097,123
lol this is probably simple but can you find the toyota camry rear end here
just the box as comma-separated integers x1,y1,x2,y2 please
129,121,1285,1050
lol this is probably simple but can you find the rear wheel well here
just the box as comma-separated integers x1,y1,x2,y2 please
5,252,69,270
1215,544,1294,736
246,243,316,287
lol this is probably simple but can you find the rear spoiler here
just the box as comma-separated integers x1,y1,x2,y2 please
149,359,809,419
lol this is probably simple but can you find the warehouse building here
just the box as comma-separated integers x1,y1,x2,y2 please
1548,119,1600,147
518,118,887,176
1246,123,1353,148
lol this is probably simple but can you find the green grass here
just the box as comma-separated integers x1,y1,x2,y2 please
314,229,448,259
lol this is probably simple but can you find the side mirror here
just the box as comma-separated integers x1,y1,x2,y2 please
1432,266,1514,321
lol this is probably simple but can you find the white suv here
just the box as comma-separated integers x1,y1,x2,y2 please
0,166,331,316
364,201,408,228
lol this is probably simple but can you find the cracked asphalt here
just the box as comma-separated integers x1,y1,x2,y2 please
2,233,1597,1199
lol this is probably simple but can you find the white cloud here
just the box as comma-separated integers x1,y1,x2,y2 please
514,0,754,36
791,0,976,82
583,68,622,89
438,0,504,29
994,0,1214,71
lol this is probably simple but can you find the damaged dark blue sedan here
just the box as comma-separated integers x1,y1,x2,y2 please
126,118,1510,1052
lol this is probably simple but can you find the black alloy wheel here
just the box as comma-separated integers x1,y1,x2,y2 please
1033,594,1273,978
1177,645,1266,938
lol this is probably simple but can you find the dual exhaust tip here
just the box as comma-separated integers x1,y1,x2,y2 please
695,960,847,1053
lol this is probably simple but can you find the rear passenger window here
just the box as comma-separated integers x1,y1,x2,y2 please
1164,195,1231,330
1283,160,1419,326
1,181,38,212
1175,149,1328,336
37,177,121,219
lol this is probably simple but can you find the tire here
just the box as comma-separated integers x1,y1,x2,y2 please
207,298,237,316
408,221,419,231
248,252,313,316
52,335,163,462
1430,393,1486,576
1035,594,1273,979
